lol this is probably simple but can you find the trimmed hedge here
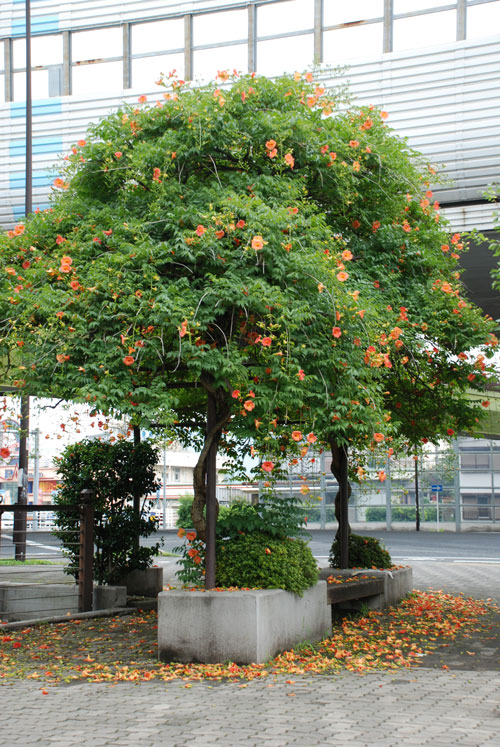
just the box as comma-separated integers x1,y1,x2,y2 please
329,533,393,569
365,506,437,522
216,532,318,596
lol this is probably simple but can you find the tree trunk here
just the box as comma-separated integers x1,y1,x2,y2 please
328,438,351,569
415,456,420,532
191,386,230,542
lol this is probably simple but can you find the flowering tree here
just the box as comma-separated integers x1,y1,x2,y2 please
0,71,496,575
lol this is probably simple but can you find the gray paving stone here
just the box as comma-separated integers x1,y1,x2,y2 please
1,563,500,746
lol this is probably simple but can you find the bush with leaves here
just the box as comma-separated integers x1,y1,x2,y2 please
174,494,312,588
216,533,318,596
328,534,392,569
175,494,196,529
365,505,438,522
53,438,161,585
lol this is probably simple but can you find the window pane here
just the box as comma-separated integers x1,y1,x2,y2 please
193,9,248,46
394,0,453,11
0,41,4,72
72,27,122,62
13,39,26,70
0,75,4,103
193,44,247,82
476,453,490,468
257,0,313,37
132,53,184,88
132,18,184,55
32,35,63,67
72,60,123,95
14,69,50,100
460,454,475,468
324,0,384,26
467,1,500,39
323,23,383,61
257,34,314,75
393,9,456,50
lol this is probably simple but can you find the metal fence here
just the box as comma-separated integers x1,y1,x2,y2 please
0,490,94,623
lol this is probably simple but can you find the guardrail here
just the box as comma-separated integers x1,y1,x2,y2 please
0,490,94,620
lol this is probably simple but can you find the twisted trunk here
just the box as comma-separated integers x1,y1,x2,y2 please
191,385,231,542
328,438,351,569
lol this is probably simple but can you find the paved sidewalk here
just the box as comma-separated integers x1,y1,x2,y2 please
1,669,499,746
0,562,499,747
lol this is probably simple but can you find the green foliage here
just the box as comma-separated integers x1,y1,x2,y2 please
175,494,195,529
173,531,206,586
365,505,437,522
216,532,318,596
328,533,392,569
174,495,310,586
216,494,309,542
53,438,161,584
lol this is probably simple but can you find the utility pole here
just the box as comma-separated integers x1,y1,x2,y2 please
14,0,32,560
32,427,40,529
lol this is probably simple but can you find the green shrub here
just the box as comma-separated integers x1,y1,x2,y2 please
365,506,386,522
365,505,438,522
216,496,308,541
176,495,195,529
215,532,318,596
328,533,392,569
53,438,161,585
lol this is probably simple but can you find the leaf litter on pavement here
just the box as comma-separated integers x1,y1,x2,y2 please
0,590,498,686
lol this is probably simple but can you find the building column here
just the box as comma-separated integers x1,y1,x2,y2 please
314,0,323,64
123,23,131,89
248,3,256,74
453,439,461,532
184,14,192,81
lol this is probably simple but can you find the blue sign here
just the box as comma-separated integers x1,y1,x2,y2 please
431,484,443,492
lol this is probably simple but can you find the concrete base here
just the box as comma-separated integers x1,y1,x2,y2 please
0,582,78,622
118,567,163,597
158,582,330,665
319,567,413,608
93,585,127,611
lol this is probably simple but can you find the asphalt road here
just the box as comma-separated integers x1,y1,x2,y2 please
4,528,499,563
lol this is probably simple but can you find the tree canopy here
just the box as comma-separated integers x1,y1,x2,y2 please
0,70,497,547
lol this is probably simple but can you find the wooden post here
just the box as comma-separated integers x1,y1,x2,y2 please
78,489,94,612
339,445,349,569
205,393,217,589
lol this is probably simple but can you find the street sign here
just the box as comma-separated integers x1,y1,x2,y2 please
431,484,443,491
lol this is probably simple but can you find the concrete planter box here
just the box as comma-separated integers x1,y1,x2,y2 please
118,567,163,597
93,585,127,611
158,581,330,665
0,582,79,622
319,566,413,609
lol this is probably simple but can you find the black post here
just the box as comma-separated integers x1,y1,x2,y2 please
415,456,420,532
205,393,217,589
78,489,95,612
14,396,29,561
132,425,141,520
339,445,349,569
25,0,32,216
13,0,32,562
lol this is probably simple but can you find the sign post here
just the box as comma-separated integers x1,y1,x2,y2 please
431,484,443,530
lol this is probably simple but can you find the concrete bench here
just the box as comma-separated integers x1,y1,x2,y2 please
326,577,385,607
319,566,413,612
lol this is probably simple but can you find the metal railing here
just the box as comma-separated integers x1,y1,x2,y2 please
0,489,94,622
